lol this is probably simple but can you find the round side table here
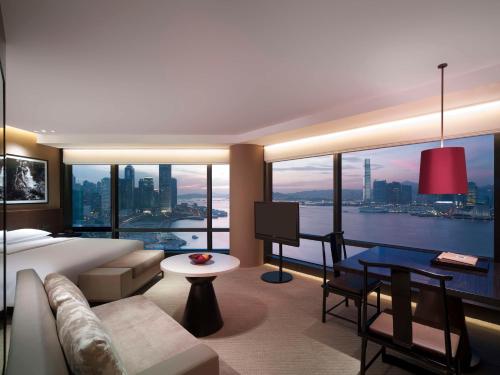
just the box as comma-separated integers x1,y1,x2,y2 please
161,253,240,337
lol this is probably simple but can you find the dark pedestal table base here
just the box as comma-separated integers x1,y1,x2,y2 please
181,276,223,337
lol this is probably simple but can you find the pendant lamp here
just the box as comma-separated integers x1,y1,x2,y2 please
418,63,468,194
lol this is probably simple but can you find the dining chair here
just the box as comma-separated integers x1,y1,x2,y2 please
321,231,381,333
359,259,463,375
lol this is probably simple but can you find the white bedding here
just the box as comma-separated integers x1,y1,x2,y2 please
3,237,144,307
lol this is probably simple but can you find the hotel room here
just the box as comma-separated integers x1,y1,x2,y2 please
1,1,500,374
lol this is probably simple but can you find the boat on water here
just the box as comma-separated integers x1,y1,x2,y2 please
192,234,199,239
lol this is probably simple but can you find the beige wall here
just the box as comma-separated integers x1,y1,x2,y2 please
6,126,61,210
229,144,264,267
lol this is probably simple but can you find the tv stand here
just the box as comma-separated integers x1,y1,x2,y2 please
261,243,293,283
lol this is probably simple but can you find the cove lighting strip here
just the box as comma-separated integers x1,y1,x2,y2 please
63,148,230,164
264,100,500,162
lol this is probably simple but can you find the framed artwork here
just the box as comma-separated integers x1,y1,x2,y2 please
4,155,48,204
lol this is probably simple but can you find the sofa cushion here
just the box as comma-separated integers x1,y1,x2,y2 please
45,273,90,313
57,299,128,375
100,250,164,278
92,295,201,375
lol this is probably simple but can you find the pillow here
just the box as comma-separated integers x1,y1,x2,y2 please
4,229,51,244
57,299,127,375
45,273,90,313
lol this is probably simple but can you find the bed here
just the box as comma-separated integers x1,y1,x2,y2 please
3,235,143,307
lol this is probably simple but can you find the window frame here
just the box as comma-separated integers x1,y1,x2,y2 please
64,164,230,252
264,133,499,266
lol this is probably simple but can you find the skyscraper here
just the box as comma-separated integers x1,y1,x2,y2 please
466,181,477,206
401,184,412,204
387,182,401,204
124,164,135,210
170,178,177,209
373,180,387,203
363,158,371,202
100,177,111,220
138,177,154,210
159,164,172,212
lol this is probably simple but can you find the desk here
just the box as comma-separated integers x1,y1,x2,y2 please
333,246,500,370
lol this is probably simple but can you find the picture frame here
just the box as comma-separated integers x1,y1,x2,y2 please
4,154,48,204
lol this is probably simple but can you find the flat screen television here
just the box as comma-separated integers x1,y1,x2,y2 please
254,201,300,247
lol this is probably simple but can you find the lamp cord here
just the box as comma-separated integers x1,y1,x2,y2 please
438,63,447,148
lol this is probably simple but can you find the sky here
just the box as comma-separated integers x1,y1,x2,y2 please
71,134,493,195
73,164,229,195
274,134,494,192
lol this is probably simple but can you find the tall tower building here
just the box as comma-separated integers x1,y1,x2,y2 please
466,182,477,206
159,164,172,212
124,165,135,210
138,177,154,210
100,177,111,219
373,180,387,203
170,178,177,209
363,159,372,202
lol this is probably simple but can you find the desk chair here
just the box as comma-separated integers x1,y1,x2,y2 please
321,232,381,332
359,260,463,375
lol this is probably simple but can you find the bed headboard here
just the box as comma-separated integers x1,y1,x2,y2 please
2,208,64,233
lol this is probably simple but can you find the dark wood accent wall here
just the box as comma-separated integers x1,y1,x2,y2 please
6,127,61,210
6,127,62,231
1,208,63,233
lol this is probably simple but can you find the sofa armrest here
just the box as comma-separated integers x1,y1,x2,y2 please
137,344,219,375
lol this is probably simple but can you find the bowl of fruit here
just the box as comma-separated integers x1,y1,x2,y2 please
188,253,213,265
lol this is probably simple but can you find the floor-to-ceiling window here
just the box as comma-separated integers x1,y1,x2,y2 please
72,165,112,228
342,134,494,257
212,164,230,249
69,164,229,252
271,155,334,265
268,134,495,266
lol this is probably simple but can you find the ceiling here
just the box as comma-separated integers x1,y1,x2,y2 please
2,0,500,148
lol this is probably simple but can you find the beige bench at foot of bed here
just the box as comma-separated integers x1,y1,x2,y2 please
79,250,164,303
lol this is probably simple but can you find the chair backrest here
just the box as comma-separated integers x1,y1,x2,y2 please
321,231,347,284
358,260,454,364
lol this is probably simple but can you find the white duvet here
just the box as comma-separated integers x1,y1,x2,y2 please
2,237,144,307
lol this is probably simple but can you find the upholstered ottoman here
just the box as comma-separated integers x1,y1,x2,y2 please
79,250,164,302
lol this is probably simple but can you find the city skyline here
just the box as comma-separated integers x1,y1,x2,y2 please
72,164,230,196
273,135,493,193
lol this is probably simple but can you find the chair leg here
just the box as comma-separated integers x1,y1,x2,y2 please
322,287,327,323
345,297,349,307
357,300,362,334
360,336,368,375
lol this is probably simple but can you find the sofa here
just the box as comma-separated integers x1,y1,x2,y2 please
79,250,165,302
6,269,219,375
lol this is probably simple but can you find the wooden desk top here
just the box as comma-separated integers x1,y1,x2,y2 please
333,246,500,307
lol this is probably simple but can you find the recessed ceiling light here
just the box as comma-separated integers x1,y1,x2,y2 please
33,130,39,133
41,129,47,133
50,130,56,133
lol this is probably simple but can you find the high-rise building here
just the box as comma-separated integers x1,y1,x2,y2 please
387,182,401,204
401,184,412,204
72,181,83,224
363,159,371,202
373,180,387,203
100,177,111,219
138,177,154,209
124,164,135,210
171,178,177,209
159,164,172,212
466,181,477,206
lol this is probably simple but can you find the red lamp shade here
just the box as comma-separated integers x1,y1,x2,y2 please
418,147,468,194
